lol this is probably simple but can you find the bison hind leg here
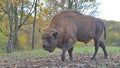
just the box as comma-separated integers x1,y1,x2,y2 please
68,47,74,61
99,41,108,59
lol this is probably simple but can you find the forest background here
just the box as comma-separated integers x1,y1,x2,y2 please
0,0,120,53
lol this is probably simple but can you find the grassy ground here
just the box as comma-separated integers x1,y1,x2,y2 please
74,46,120,54
0,45,120,68
0,45,120,60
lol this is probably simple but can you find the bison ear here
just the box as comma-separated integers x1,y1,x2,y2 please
51,28,58,39
53,31,58,39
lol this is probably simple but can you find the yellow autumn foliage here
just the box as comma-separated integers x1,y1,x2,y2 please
18,24,33,50
38,1,43,6
0,21,9,36
19,32,29,49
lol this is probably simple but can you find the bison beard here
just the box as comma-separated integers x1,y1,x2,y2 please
42,10,108,62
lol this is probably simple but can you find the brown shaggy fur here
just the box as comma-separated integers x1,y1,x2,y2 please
42,10,108,61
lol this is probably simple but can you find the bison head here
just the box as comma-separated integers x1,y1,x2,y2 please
42,28,58,53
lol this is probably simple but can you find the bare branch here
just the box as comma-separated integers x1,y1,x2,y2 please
0,12,7,20
0,28,9,36
18,2,34,30
20,0,24,25
0,3,8,13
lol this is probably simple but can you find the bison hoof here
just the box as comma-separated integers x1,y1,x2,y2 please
61,59,65,62
69,58,73,61
104,55,109,59
61,57,65,62
91,57,96,60
69,57,73,61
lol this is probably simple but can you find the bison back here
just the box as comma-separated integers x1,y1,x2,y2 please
49,10,105,43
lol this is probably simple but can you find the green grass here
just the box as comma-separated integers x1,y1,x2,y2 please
0,48,61,60
0,33,7,52
74,46,120,54
0,46,120,60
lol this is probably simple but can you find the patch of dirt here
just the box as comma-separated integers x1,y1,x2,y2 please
0,53,120,68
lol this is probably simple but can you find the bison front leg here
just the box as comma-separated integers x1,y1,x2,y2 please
61,49,66,62
61,47,74,62
61,38,76,62
68,47,74,61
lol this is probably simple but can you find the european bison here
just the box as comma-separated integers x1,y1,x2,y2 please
42,10,108,61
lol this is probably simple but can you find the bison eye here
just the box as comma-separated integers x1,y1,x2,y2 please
42,37,44,39
46,36,52,43
45,34,52,40
46,36,51,40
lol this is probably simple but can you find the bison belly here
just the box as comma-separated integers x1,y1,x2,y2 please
76,29,95,43
77,34,93,43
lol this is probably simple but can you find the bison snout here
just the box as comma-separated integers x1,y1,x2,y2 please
43,44,54,53
43,45,46,49
43,45,49,50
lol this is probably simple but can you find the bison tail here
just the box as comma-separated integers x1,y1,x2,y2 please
104,26,107,40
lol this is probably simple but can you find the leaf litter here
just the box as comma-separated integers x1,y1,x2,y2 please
0,53,120,68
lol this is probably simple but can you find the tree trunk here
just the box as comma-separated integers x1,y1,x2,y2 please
32,0,37,50
7,0,20,52
13,6,19,50
7,1,14,53
68,0,73,9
